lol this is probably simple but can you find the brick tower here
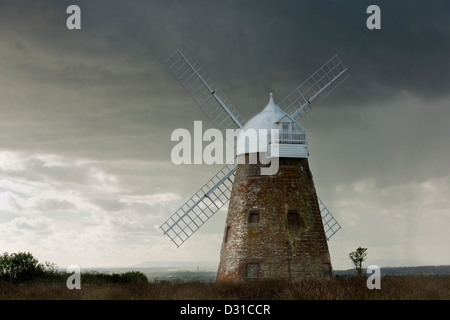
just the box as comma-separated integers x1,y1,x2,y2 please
216,94,333,281
161,48,346,279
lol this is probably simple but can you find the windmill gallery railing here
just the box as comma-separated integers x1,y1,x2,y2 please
275,130,306,144
267,130,308,158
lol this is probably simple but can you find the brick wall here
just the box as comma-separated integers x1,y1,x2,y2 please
216,154,332,281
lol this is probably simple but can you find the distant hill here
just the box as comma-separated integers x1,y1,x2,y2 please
133,260,218,270
87,264,449,282
335,265,450,276
133,261,450,275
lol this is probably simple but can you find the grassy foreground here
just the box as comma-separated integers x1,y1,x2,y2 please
0,275,448,300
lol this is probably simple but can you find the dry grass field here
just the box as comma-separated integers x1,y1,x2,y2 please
0,275,448,300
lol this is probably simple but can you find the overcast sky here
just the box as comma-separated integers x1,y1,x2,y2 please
0,0,449,270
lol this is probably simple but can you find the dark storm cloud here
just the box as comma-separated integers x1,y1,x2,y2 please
1,0,449,187
3,1,449,106
85,0,449,104
12,0,447,102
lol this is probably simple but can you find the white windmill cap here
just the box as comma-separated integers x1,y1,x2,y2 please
236,92,290,156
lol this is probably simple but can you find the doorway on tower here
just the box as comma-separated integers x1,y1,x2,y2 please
322,263,332,277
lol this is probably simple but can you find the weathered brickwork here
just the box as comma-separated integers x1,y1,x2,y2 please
216,154,332,282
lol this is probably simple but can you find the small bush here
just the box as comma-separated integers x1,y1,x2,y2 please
0,252,44,283
120,271,148,284
79,271,148,284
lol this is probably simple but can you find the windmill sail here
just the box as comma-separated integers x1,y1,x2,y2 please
161,47,344,248
279,54,349,120
160,164,341,246
160,164,236,247
165,46,246,132
318,197,342,240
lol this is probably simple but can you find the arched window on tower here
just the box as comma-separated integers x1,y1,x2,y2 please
287,209,299,226
248,209,260,224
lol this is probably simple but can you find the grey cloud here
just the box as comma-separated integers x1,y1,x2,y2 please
1,216,56,236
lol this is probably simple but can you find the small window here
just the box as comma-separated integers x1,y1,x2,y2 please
322,263,331,277
287,210,299,226
224,226,231,243
281,122,290,141
248,210,260,224
305,168,312,179
246,263,260,278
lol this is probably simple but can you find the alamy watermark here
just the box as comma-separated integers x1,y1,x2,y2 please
366,265,381,289
66,265,81,289
366,5,381,30
171,121,280,175
66,4,380,31
66,5,81,30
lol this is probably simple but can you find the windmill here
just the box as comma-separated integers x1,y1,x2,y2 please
160,46,349,281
